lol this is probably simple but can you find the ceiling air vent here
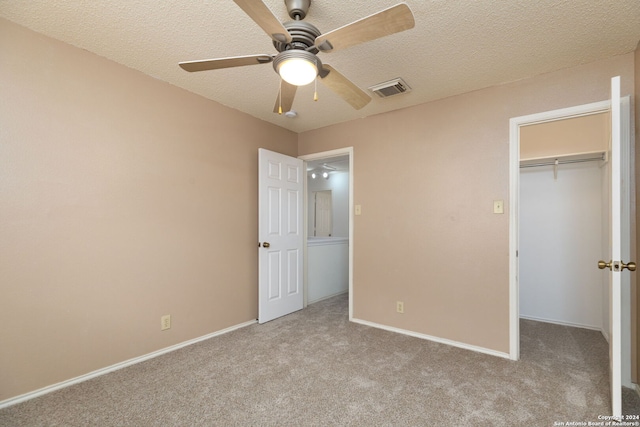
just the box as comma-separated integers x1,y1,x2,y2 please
368,78,411,98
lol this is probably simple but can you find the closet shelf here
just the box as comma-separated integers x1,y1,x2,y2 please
520,150,607,169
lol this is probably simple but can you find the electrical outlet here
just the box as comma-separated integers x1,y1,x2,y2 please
396,301,404,314
161,315,171,331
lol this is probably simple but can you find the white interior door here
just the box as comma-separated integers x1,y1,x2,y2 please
258,148,304,323
605,75,622,418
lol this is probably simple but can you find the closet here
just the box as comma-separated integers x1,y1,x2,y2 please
519,112,609,331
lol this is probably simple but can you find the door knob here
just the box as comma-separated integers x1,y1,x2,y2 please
598,260,612,270
598,260,636,271
621,261,636,271
262,242,270,248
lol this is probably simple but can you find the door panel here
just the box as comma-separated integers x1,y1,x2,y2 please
287,249,300,294
268,251,281,299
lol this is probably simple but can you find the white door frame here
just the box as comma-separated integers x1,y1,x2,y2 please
299,147,354,320
508,97,632,381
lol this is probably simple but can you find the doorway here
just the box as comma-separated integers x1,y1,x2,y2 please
519,113,608,331
299,147,354,320
508,98,633,386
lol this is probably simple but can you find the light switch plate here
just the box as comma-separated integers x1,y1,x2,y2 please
355,205,362,215
493,200,504,214
161,315,171,331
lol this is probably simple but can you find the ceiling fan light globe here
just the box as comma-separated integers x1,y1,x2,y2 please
279,58,317,86
273,50,322,87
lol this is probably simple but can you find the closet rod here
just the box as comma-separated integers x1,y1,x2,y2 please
520,155,605,169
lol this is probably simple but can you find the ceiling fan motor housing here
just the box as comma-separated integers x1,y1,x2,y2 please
273,21,321,53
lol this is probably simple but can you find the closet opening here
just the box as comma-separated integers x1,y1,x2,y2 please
519,113,609,336
509,96,633,391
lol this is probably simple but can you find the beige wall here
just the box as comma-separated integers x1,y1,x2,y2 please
299,53,635,354
0,18,297,401
520,112,609,160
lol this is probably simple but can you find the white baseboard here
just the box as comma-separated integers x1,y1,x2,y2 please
351,318,510,360
0,319,257,410
519,314,602,331
308,290,348,305
519,314,607,341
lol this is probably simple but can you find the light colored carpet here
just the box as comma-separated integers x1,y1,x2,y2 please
1,293,638,426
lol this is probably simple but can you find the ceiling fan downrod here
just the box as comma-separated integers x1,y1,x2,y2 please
284,0,311,20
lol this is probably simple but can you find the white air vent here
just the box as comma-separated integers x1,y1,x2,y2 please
368,78,411,98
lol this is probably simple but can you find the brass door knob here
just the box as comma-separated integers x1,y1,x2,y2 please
622,261,636,271
598,260,636,271
598,260,612,270
262,242,270,248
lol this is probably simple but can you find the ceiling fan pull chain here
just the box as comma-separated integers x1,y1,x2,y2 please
314,77,318,102
278,79,283,114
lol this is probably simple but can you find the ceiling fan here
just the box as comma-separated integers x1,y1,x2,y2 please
179,0,415,114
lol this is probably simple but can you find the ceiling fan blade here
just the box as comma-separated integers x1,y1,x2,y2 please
319,65,371,110
273,81,297,114
314,3,415,53
179,54,274,72
233,0,292,44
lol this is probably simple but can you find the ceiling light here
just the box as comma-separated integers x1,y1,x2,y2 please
322,171,329,179
273,50,322,86
311,172,317,179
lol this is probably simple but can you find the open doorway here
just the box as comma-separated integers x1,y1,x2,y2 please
519,113,609,333
508,97,633,387
299,148,354,320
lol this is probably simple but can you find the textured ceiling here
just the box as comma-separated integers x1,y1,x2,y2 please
2,1,640,133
